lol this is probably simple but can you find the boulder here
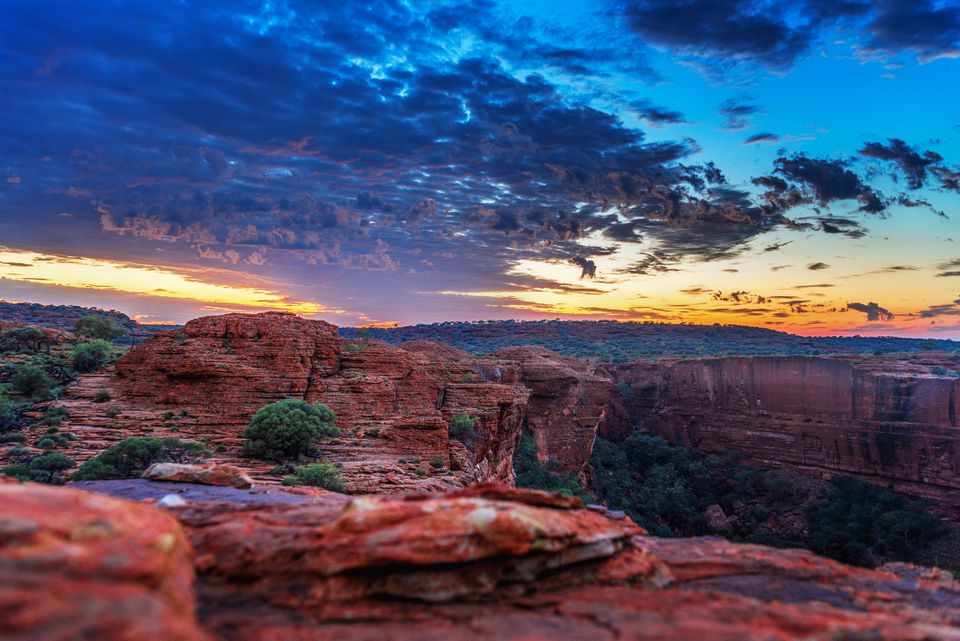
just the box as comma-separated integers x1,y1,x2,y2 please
0,482,209,641
143,463,254,489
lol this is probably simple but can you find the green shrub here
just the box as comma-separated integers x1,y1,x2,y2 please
93,390,111,403
105,406,121,418
364,427,380,438
281,462,346,491
429,455,445,469
449,412,478,448
8,364,55,399
74,315,125,342
0,326,48,353
242,399,340,461
71,340,114,372
40,406,70,426
0,389,18,430
0,432,26,443
73,437,205,480
513,432,594,502
2,452,76,484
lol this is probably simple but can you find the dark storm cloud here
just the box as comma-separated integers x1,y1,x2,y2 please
617,0,958,71
847,301,894,321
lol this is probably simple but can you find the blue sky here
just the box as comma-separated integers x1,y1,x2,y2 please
0,0,959,334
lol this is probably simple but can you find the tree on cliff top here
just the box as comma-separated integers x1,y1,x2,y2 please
243,399,341,461
73,315,125,342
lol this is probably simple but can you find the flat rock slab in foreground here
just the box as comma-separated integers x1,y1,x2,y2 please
5,479,960,640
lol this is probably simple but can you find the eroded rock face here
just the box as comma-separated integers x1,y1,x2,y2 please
0,480,209,641
58,313,529,492
615,355,960,517
492,346,613,477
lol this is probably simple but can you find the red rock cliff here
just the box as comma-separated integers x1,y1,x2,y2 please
615,355,960,516
61,312,529,491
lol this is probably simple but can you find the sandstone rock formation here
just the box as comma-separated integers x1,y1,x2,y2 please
12,479,960,641
615,354,960,517
0,479,209,641
142,463,254,489
492,346,613,478
55,312,529,492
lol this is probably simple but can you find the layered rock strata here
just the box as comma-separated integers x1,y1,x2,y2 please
615,355,960,517
8,479,960,641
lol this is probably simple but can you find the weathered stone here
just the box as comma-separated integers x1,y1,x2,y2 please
143,463,254,489
0,482,209,641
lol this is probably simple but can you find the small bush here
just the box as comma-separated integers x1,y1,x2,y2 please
0,432,26,444
105,406,121,418
429,455,445,470
242,399,340,461
73,437,205,480
281,462,346,491
449,412,478,448
93,390,111,403
364,427,380,438
9,364,55,399
71,340,114,372
0,388,19,430
40,406,70,426
2,452,76,484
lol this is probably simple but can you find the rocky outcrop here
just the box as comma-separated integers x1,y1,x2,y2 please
615,355,960,517
0,480,209,641
142,463,254,489
56,313,529,492
492,346,613,478
7,476,960,640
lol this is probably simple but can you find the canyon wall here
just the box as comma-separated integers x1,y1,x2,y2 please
614,355,960,516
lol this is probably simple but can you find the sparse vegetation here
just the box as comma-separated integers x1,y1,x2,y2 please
513,432,595,502
93,390,111,403
8,363,55,399
2,451,76,484
242,399,341,461
280,462,346,491
72,437,206,480
73,315,125,342
71,340,114,372
449,412,478,448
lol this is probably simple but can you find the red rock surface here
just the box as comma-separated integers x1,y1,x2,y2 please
0,481,209,641
492,346,613,478
142,463,254,489
55,313,530,492
172,482,960,640
6,479,960,640
614,354,960,517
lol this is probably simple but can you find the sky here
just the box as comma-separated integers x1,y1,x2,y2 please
1,1,959,335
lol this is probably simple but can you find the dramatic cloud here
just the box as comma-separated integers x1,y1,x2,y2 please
569,256,598,279
744,132,779,145
618,0,960,71
859,138,943,189
847,301,894,321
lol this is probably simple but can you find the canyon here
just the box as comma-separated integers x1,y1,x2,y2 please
25,311,959,519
